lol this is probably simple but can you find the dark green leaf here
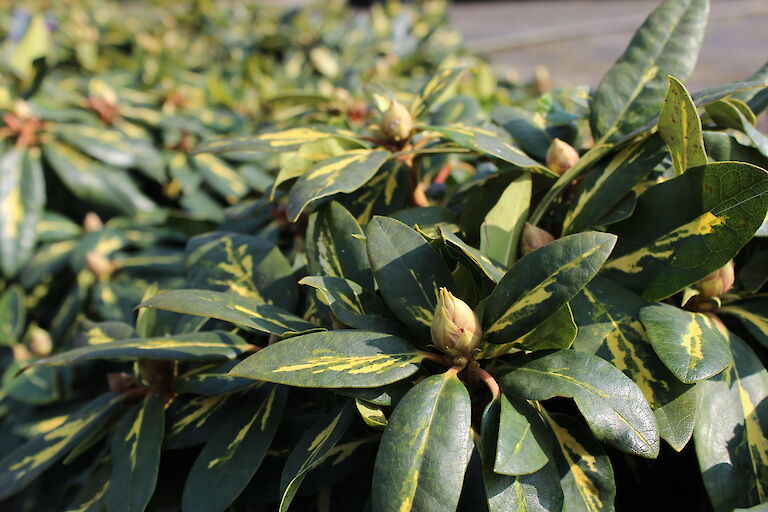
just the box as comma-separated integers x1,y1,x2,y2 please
591,0,709,142
484,232,617,343
279,401,355,512
495,394,549,475
108,394,165,512
183,385,287,512
603,162,768,300
694,332,768,512
0,285,26,346
138,289,320,337
640,303,732,383
372,372,471,512
367,216,454,339
229,330,424,388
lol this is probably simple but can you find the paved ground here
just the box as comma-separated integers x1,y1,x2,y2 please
451,0,768,91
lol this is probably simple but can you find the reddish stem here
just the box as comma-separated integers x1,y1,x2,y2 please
420,351,451,366
472,367,501,400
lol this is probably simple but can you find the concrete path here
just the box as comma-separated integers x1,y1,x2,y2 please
452,0,768,91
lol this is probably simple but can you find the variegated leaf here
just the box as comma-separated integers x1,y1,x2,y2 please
658,75,707,175
640,303,731,383
286,149,391,221
500,350,660,457
185,232,297,311
194,125,365,154
138,289,320,337
0,393,126,500
479,304,577,358
108,394,165,512
279,401,355,512
229,331,423,388
603,162,768,301
480,174,531,267
182,385,287,512
484,232,617,343
367,216,454,340
694,332,768,511
719,299,768,349
372,372,471,512
411,67,468,118
590,0,709,143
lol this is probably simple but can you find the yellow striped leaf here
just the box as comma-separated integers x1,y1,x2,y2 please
411,67,467,118
137,289,320,337
0,147,44,278
484,232,617,343
658,75,707,175
182,385,287,512
27,331,250,368
165,395,232,450
229,331,424,388
194,126,365,154
546,412,616,512
590,0,709,143
286,149,391,221
185,232,297,311
279,401,355,512
640,303,732,383
719,299,768,349
603,162,768,301
571,277,697,451
0,393,126,501
694,332,768,511
478,304,577,358
372,373,472,512
108,394,165,512
479,399,563,512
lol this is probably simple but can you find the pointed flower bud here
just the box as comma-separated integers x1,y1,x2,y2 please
86,251,115,281
695,260,735,298
430,288,482,359
83,212,103,232
381,99,413,143
520,222,555,256
546,138,579,176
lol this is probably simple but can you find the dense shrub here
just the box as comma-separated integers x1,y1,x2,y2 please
0,0,767,511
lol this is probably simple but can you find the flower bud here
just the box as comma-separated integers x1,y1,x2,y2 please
546,138,579,176
83,212,103,233
695,260,735,298
430,288,481,359
381,99,413,143
520,222,555,256
28,326,53,357
86,251,115,281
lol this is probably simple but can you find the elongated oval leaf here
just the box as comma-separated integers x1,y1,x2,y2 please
194,126,365,154
411,67,467,118
229,331,423,388
479,399,563,512
563,134,666,235
639,303,731,383
440,227,505,283
658,75,707,175
694,332,768,512
0,285,26,346
306,201,374,290
603,162,768,300
500,350,660,457
372,372,471,512
279,401,355,512
479,304,577,358
29,331,249,367
0,147,45,278
480,174,531,267
182,385,287,512
286,149,391,221
367,216,454,339
108,394,165,512
590,0,709,142
138,289,319,337
0,393,126,500
719,299,768,349
484,232,617,343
